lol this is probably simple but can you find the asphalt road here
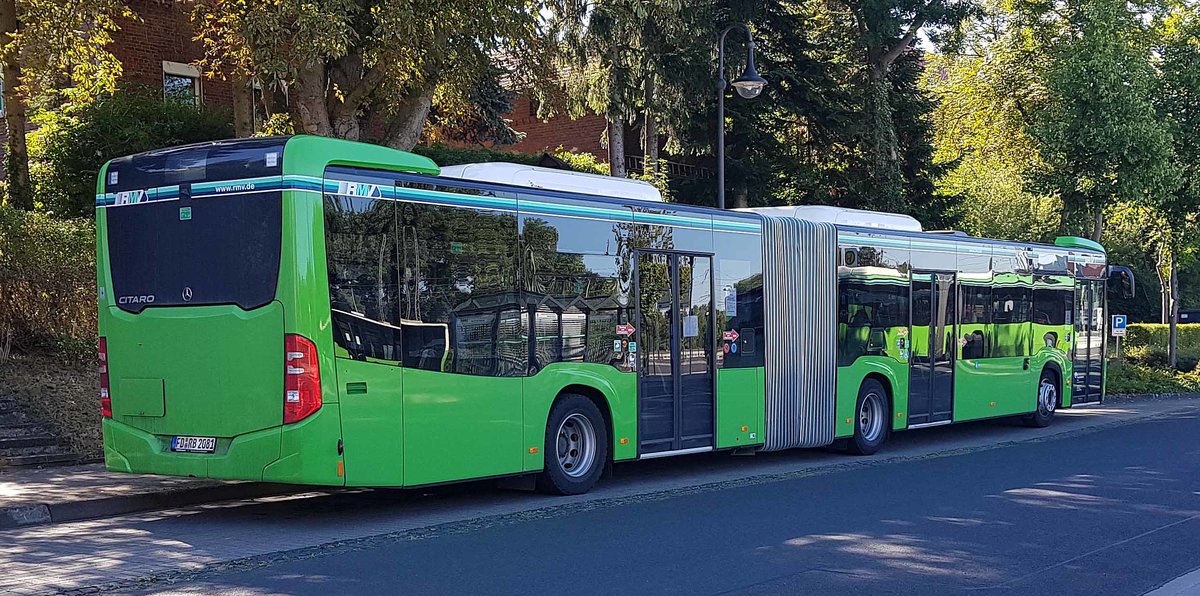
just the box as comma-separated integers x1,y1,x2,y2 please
133,407,1200,596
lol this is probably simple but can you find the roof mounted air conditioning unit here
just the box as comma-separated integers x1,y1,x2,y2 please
438,162,663,202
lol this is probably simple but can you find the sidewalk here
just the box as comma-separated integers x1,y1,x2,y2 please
0,463,292,529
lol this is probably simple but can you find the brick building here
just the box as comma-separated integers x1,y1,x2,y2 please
1,0,658,169
501,95,608,158
108,0,232,107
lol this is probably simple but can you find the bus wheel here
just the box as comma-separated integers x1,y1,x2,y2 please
536,394,608,495
849,379,890,455
1025,370,1058,428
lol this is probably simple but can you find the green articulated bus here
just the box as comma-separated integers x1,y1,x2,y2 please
95,135,1135,495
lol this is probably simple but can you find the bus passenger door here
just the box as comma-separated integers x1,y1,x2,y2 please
1072,280,1105,403
909,272,956,426
636,252,715,456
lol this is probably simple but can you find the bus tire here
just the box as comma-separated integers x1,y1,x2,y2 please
848,379,890,455
536,394,609,495
1025,369,1058,428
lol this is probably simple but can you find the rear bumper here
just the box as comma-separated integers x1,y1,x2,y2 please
103,404,344,485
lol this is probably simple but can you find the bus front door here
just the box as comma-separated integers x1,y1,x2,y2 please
909,272,956,426
635,252,715,456
1072,280,1106,403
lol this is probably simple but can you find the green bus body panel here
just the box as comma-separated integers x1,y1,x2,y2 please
104,303,285,437
103,418,281,480
953,357,1034,419
715,367,764,449
263,405,344,485
401,368,524,485
1054,236,1105,252
280,135,439,178
337,359,405,486
1033,323,1075,407
835,357,909,437
521,364,638,469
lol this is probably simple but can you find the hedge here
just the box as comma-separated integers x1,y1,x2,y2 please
1123,324,1200,351
29,87,234,218
0,207,96,357
1120,324,1200,372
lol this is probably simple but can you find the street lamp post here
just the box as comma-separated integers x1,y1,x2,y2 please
716,23,767,210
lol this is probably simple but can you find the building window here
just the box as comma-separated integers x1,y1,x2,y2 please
163,61,201,105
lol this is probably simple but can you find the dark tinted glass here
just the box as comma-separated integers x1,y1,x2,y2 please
992,284,1032,357
838,281,908,366
1033,285,1071,326
521,207,633,370
399,201,523,376
105,138,286,192
107,191,281,313
959,284,992,359
324,194,401,362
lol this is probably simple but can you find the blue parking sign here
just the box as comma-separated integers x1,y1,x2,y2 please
1112,314,1127,337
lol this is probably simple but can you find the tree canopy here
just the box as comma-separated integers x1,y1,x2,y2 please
191,0,552,149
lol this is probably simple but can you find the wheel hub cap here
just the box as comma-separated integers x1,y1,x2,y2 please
859,392,884,442
1039,381,1057,416
555,413,596,478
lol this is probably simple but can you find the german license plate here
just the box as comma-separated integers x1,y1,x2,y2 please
171,436,216,453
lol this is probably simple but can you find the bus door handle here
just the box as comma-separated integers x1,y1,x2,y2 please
1022,358,1030,370
346,382,368,395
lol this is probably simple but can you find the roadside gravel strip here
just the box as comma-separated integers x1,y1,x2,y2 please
47,394,1198,596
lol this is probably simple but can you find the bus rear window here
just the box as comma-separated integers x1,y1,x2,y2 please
106,191,282,313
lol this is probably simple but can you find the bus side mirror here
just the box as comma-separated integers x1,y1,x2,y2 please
1107,265,1135,299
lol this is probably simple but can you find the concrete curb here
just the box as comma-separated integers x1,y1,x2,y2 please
0,482,295,529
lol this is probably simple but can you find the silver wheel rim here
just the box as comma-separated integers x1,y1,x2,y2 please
859,392,885,443
555,413,596,478
1039,380,1057,417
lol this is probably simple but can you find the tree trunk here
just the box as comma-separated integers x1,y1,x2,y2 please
1168,248,1179,370
607,117,625,177
643,75,657,175
231,74,254,137
1157,242,1169,324
381,86,436,151
0,0,31,210
732,182,749,209
289,63,333,137
1090,210,1104,242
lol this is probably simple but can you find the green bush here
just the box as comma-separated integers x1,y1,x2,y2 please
0,207,96,356
29,87,234,218
1106,360,1200,395
1120,324,1200,371
1124,323,1200,352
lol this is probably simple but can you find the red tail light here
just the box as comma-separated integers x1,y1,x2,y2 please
99,337,112,418
284,334,322,424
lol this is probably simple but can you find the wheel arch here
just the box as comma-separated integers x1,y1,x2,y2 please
1041,361,1064,407
557,383,615,448
862,372,894,408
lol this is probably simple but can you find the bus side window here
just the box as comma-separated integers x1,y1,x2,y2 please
324,193,402,363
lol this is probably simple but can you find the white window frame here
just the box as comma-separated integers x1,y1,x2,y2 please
163,61,202,105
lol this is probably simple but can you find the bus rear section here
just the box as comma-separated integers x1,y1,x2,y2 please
97,138,336,484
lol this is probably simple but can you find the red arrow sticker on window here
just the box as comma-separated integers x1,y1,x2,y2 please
617,323,636,336
723,329,740,342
